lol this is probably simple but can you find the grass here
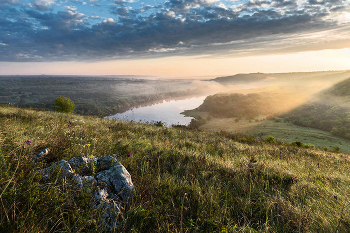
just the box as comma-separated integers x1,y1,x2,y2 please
1,106,350,232
184,111,350,154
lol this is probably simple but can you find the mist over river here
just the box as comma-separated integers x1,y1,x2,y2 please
106,96,207,126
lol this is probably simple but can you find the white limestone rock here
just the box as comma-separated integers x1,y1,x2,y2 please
96,155,118,170
38,154,132,231
33,148,50,160
95,163,134,203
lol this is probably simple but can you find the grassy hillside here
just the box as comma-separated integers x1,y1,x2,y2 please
182,112,350,153
283,76,350,140
1,106,350,232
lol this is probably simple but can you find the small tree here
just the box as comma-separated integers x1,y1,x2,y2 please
53,96,74,113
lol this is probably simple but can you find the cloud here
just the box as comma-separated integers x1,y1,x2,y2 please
308,0,344,5
103,18,115,24
0,0,18,5
30,0,56,11
0,0,349,62
113,0,136,6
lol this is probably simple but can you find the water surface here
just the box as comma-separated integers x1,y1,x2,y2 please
107,96,206,126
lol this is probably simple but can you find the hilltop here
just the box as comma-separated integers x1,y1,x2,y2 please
1,106,350,232
213,70,350,84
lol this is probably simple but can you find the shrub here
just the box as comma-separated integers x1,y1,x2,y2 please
291,141,303,147
303,143,315,149
332,146,341,153
189,118,206,129
154,121,164,127
264,135,276,144
53,96,75,113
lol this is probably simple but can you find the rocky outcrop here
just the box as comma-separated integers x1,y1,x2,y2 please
38,155,134,231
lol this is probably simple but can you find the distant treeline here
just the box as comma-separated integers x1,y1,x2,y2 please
0,76,203,116
13,90,199,117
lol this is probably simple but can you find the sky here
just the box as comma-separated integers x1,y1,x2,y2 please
0,0,350,78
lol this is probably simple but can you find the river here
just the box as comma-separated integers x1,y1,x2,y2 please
106,96,207,126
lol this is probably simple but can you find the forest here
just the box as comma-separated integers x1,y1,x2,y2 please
188,92,298,120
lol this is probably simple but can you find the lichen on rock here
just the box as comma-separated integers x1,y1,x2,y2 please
38,154,134,231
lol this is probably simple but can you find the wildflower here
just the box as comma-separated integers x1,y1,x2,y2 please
148,159,152,162
280,150,282,154
291,176,298,184
69,120,72,124
24,156,28,160
127,154,131,157
22,144,26,149
26,140,32,145
109,126,111,131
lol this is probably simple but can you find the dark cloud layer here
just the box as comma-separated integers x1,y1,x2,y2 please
0,0,349,62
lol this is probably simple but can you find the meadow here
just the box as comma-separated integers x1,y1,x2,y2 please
184,111,350,154
1,105,350,232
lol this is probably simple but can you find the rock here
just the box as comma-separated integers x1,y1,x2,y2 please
38,154,133,231
96,163,134,203
96,155,118,170
96,199,120,231
33,148,50,160
39,160,74,180
68,156,97,174
81,176,97,194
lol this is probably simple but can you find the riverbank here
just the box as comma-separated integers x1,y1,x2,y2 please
107,96,207,126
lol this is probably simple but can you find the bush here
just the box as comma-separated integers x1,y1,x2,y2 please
53,96,75,113
154,121,164,127
332,146,341,153
291,141,303,147
303,143,315,149
264,135,276,144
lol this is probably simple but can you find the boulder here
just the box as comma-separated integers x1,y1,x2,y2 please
96,163,134,203
96,155,118,170
39,159,74,181
68,156,97,174
38,155,133,231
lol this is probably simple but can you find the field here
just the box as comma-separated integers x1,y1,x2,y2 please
1,105,350,232
185,110,350,153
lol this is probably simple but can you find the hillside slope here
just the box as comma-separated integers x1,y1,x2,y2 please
284,75,350,139
214,70,350,84
1,106,350,232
